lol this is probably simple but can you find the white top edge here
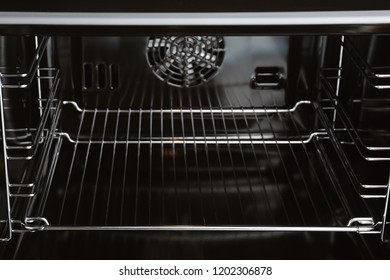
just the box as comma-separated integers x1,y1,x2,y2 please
0,10,389,25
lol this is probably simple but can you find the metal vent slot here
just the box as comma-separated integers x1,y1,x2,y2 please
147,36,225,88
83,63,93,90
109,64,120,89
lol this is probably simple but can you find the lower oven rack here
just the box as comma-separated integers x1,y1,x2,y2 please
34,138,377,233
18,96,384,236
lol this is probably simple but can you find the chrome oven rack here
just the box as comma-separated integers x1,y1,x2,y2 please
17,87,388,241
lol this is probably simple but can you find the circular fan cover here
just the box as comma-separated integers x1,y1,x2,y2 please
146,36,225,88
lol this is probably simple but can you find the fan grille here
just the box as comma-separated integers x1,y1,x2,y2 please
146,36,225,88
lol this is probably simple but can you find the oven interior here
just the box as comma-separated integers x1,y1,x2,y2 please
1,35,390,258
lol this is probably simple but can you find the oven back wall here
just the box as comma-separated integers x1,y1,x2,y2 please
58,36,292,109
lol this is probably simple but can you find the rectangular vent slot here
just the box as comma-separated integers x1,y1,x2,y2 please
110,64,120,89
83,63,93,90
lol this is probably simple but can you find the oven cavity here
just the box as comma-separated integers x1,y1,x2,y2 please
0,35,389,244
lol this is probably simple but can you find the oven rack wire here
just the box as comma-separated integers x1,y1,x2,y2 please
1,86,389,241
3,83,389,240
18,94,386,238
33,132,377,233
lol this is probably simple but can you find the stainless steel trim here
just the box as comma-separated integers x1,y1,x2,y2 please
0,11,390,26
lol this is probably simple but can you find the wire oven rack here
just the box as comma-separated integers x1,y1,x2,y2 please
14,84,383,238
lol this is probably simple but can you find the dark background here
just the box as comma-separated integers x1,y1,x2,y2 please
0,0,390,13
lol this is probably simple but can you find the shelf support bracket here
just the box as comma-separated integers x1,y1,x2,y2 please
0,76,12,241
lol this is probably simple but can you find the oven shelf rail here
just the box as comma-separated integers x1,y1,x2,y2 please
0,37,60,241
